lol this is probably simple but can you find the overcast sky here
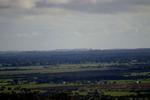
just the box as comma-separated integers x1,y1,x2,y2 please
0,0,150,51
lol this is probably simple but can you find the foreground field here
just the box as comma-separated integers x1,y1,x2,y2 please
1,81,150,100
0,63,150,99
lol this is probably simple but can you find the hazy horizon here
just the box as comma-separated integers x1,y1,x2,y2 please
0,0,150,51
0,47,150,52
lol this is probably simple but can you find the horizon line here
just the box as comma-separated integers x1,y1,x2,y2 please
0,48,150,52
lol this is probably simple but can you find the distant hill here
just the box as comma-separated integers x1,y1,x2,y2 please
0,48,150,67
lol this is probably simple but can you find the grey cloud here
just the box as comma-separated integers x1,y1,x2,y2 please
35,0,150,13
65,0,150,13
0,0,150,14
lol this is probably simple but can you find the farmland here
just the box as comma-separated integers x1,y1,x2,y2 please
0,49,150,100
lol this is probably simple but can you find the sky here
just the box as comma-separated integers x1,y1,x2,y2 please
0,0,150,51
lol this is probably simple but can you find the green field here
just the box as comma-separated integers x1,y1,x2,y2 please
0,63,150,99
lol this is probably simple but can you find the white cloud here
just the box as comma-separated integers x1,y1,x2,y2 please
0,0,34,9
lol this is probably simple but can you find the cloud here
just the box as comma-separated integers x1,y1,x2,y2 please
34,0,150,14
16,32,40,38
0,0,34,9
66,0,150,13
36,0,115,6
0,0,150,14
47,0,70,4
